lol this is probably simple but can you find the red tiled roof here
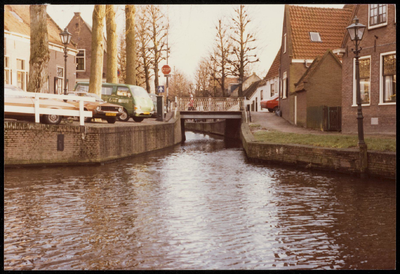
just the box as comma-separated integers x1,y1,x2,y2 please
4,5,76,49
288,5,353,60
265,48,281,80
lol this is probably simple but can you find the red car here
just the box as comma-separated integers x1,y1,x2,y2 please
261,97,279,112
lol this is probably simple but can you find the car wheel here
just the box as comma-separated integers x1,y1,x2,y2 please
133,117,144,122
267,108,273,112
273,107,278,113
106,117,117,124
41,114,62,125
118,109,130,122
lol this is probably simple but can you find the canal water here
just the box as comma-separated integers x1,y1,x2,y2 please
4,132,396,270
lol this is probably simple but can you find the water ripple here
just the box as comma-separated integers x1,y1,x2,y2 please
4,132,396,270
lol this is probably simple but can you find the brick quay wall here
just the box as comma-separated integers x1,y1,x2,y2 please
241,121,396,180
4,115,182,167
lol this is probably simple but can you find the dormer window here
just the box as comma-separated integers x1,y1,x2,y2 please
310,32,322,42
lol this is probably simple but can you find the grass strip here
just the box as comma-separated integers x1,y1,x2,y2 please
253,130,396,152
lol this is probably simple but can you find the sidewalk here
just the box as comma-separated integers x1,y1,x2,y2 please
249,111,395,138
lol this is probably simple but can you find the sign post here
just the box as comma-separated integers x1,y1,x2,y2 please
162,65,171,112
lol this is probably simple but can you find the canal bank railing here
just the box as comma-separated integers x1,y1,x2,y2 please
177,97,244,112
4,91,95,126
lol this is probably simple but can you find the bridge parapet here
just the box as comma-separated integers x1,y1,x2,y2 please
177,97,244,112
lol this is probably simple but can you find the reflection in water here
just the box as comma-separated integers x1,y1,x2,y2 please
4,132,396,270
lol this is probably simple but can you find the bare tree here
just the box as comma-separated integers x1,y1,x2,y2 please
106,5,118,83
146,5,168,94
89,5,106,96
227,5,259,97
28,5,50,93
210,18,232,97
136,6,153,93
117,26,126,84
194,57,212,97
125,5,136,85
169,67,191,98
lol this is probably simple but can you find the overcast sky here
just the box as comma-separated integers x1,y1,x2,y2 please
46,4,344,86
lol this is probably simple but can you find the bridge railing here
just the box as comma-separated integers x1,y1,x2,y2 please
177,97,244,111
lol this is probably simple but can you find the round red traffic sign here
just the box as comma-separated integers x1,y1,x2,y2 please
161,65,171,75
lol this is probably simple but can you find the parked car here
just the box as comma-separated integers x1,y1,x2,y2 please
261,97,279,113
4,84,76,125
67,91,123,124
74,83,154,122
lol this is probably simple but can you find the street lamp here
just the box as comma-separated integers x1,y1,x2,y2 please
347,16,367,176
59,28,72,95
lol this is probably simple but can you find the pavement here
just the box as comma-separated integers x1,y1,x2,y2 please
248,110,396,139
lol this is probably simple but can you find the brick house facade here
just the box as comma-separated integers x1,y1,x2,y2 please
4,5,77,93
66,12,107,85
294,50,343,130
279,5,353,126
340,4,396,134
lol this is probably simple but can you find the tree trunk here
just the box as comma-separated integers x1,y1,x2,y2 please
106,5,118,83
28,5,50,93
89,5,105,96
125,5,136,85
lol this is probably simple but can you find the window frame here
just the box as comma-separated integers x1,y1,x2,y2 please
282,71,288,99
309,32,322,42
56,66,64,95
368,4,388,29
16,58,27,91
379,51,396,105
76,49,86,72
352,55,371,107
4,56,12,85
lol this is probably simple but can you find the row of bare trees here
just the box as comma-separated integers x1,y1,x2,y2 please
27,4,169,96
194,5,259,98
28,5,256,99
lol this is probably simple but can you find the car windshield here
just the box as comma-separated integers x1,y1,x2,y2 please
75,85,89,93
74,92,104,102
130,86,150,98
5,85,28,98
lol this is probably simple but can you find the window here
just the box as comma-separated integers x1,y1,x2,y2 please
353,56,370,105
381,52,396,103
283,33,287,53
309,32,322,42
101,86,113,95
16,59,27,91
270,83,275,97
369,4,387,28
76,49,85,71
260,90,263,101
282,72,288,99
56,67,64,94
117,86,131,97
4,56,11,85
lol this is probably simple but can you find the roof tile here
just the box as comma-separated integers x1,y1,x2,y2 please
289,5,353,60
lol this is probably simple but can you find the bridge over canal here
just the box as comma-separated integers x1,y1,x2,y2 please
174,97,245,141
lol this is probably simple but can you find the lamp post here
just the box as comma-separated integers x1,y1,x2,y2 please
347,16,368,177
59,28,72,95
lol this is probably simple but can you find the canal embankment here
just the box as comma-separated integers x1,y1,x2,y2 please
4,113,182,167
242,112,396,180
186,112,395,180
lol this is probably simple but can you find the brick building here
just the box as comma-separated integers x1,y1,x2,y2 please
4,5,77,93
339,4,396,134
66,12,107,85
278,5,353,126
294,50,343,130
